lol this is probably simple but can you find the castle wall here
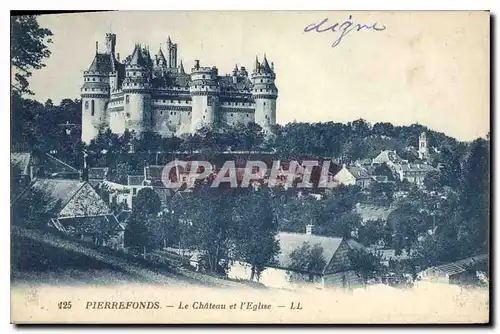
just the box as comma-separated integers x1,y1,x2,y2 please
191,95,215,132
109,110,126,135
254,98,276,134
220,106,255,126
124,93,151,134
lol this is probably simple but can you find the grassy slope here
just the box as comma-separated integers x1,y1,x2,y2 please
11,226,244,288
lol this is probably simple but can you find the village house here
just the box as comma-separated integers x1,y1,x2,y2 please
393,163,437,185
11,152,81,189
353,203,396,227
372,150,403,166
228,226,367,290
13,178,125,249
332,164,373,188
418,254,488,285
11,152,34,188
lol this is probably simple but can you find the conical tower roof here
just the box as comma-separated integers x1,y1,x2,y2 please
157,47,167,64
262,54,273,73
129,44,147,66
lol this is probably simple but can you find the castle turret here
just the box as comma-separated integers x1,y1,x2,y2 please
166,36,178,69
251,54,278,136
189,60,220,133
105,32,116,55
81,41,112,143
122,44,152,135
232,64,239,84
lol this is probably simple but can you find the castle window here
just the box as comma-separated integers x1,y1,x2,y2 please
203,116,205,119
126,95,130,104
202,75,206,79
126,113,130,118
163,100,166,103
264,102,266,106
246,113,249,117
85,101,89,110
92,78,96,81
231,113,234,117
133,72,136,76
91,100,95,116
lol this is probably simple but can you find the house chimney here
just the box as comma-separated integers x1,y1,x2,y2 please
306,224,314,235
81,152,88,182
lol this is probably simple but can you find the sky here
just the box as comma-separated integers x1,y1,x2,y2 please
28,11,490,141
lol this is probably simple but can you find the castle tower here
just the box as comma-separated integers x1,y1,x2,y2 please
105,32,116,55
81,41,111,143
166,36,178,69
121,44,152,135
418,132,429,159
189,60,220,133
251,54,278,136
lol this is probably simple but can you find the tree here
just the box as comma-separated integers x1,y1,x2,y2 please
458,138,490,254
423,171,440,192
288,242,326,282
358,220,386,247
133,188,161,217
368,181,394,205
11,15,53,95
189,185,235,275
348,249,383,285
125,216,151,253
438,146,462,189
11,188,61,230
232,189,280,281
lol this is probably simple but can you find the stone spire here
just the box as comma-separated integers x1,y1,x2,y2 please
179,60,185,74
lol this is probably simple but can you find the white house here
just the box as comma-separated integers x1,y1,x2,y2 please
333,165,373,188
228,229,366,290
418,254,488,285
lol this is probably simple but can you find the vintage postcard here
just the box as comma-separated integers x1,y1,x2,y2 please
10,11,490,324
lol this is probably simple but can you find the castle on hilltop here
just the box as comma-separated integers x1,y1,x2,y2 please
81,33,278,143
